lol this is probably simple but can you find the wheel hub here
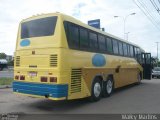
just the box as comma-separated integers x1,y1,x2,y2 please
106,80,113,94
94,83,101,97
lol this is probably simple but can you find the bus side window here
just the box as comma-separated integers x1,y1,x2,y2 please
106,37,113,53
123,43,128,56
134,47,138,58
68,23,79,48
118,41,123,56
112,39,119,55
80,28,89,49
130,45,134,57
127,44,130,57
98,34,106,51
89,32,98,50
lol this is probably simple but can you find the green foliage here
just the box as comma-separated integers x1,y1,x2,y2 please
8,60,14,66
0,78,13,85
151,57,160,67
0,53,7,59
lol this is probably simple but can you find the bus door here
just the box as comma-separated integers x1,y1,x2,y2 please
141,53,151,80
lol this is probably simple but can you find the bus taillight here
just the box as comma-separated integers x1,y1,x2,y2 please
15,75,19,80
41,77,47,82
50,77,57,83
20,75,25,80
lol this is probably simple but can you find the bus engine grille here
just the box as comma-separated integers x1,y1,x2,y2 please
50,54,57,67
71,69,82,93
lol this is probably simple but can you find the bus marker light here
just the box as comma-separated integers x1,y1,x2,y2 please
50,77,57,82
48,73,53,75
41,77,47,82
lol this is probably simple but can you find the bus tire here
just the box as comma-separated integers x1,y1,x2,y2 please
103,76,114,97
90,77,102,102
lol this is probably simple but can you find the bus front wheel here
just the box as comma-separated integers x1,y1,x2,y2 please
103,77,114,97
90,78,102,102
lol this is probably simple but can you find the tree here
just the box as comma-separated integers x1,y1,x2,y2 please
0,53,7,59
158,61,160,67
151,57,157,68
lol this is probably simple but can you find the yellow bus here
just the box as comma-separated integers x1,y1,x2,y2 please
13,12,151,101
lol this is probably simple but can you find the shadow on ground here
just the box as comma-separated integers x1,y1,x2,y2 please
25,82,148,113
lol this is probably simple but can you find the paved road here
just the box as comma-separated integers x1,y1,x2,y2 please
0,70,13,78
0,79,160,114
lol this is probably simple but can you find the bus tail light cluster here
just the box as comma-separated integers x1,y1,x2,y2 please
40,76,57,83
20,75,25,80
15,75,19,80
41,77,47,82
15,75,25,80
50,77,57,83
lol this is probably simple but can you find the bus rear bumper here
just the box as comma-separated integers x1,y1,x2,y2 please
13,81,68,100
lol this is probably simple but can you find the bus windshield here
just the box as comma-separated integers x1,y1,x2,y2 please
21,16,57,39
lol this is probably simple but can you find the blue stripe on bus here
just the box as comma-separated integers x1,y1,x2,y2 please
12,81,68,98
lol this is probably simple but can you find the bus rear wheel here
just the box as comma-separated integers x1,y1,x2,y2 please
103,77,114,97
90,78,102,102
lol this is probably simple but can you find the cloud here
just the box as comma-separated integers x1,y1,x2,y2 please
0,0,159,58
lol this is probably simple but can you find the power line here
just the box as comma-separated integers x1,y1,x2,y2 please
136,0,160,29
150,0,160,14
139,0,160,25
133,0,160,30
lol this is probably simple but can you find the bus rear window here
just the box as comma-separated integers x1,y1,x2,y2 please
21,16,57,39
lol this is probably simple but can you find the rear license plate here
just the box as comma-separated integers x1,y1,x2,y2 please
29,72,37,77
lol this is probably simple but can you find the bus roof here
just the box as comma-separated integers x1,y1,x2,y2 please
21,12,144,51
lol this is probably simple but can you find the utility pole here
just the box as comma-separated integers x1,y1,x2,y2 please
125,32,130,41
156,42,159,67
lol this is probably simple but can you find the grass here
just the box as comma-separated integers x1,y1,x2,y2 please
0,78,13,85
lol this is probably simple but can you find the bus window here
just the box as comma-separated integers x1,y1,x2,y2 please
118,42,123,56
98,35,106,51
127,44,130,57
134,47,138,58
130,45,134,57
68,23,79,48
80,28,88,49
146,54,151,64
21,16,57,39
137,48,141,54
142,54,145,64
123,43,128,56
89,32,98,49
106,37,113,53
112,39,119,55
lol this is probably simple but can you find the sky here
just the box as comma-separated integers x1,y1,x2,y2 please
0,0,159,58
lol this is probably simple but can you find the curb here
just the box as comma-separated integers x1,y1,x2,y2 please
0,85,12,89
